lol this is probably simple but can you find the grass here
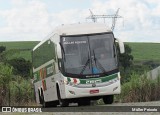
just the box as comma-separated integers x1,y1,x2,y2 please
0,41,160,62
0,41,39,61
0,41,39,50
116,72,160,102
126,42,160,61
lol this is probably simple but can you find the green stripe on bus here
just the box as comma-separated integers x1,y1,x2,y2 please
67,77,71,82
66,73,118,84
79,73,118,84
101,73,118,82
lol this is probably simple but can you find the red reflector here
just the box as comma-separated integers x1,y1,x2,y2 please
73,78,77,84
90,89,99,94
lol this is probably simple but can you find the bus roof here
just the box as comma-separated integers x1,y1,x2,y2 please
55,23,111,35
33,23,111,51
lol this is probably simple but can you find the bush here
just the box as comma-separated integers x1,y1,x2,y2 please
8,58,32,78
117,72,160,102
9,76,34,106
0,63,34,106
0,63,13,106
0,46,6,53
120,64,151,84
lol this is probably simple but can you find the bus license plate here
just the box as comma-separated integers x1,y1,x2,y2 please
90,89,99,94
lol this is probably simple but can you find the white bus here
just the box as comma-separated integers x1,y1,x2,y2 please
32,23,124,107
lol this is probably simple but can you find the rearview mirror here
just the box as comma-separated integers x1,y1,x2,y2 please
57,43,62,58
115,38,125,54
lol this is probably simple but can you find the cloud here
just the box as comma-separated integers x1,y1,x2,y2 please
89,0,160,42
0,0,89,41
0,0,160,42
0,0,51,41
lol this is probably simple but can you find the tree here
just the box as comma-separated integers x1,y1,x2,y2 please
0,46,6,53
8,58,32,78
0,49,20,63
0,46,6,62
119,44,134,72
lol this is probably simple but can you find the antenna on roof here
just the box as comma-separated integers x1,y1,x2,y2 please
86,8,122,31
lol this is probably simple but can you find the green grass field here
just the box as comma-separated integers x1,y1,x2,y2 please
0,41,160,62
0,41,39,61
126,42,160,61
0,41,39,50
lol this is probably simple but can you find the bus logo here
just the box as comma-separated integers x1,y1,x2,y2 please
92,83,96,87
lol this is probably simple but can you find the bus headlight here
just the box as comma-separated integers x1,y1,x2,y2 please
64,80,69,85
118,75,121,80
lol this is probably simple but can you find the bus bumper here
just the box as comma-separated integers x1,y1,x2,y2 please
64,80,121,99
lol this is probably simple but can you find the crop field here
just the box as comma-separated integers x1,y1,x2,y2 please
0,41,39,61
0,41,39,50
126,42,160,61
0,41,160,62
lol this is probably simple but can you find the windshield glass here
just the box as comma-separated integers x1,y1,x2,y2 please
60,33,118,77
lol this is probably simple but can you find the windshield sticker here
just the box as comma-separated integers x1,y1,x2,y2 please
63,41,87,45
63,41,74,45
75,41,87,44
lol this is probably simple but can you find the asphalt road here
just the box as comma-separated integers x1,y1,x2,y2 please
42,101,160,112
1,101,160,115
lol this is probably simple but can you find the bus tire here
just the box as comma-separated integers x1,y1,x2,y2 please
38,90,42,104
57,86,69,107
40,89,49,107
103,95,114,104
33,87,36,103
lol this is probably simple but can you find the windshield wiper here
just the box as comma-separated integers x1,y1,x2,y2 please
113,43,116,58
80,51,90,75
92,50,106,73
93,50,97,67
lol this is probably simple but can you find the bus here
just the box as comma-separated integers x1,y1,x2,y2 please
32,23,125,107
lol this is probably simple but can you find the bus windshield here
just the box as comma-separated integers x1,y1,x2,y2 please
60,33,118,78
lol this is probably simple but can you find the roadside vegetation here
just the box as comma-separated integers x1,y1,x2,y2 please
0,46,35,106
116,43,160,103
117,73,160,102
0,42,160,106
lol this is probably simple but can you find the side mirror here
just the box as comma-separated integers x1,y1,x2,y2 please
115,38,125,54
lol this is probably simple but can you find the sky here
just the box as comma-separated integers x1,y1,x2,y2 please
0,0,160,42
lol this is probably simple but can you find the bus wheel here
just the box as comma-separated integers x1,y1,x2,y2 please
38,90,42,104
40,90,49,107
103,95,114,104
57,88,69,107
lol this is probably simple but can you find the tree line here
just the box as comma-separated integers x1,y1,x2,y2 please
0,46,31,78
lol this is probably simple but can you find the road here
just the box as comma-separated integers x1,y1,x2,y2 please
42,101,160,112
1,101,160,115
